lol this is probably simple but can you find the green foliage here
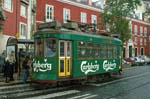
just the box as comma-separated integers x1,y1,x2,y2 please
143,8,150,21
102,0,141,43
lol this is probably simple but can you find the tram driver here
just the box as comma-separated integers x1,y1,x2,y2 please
45,39,56,57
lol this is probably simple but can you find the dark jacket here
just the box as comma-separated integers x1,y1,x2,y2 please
4,60,11,77
22,59,29,70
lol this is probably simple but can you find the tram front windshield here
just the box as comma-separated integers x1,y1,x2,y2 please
35,38,56,57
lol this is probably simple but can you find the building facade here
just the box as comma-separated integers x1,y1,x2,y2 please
123,19,150,58
36,0,101,27
0,0,30,53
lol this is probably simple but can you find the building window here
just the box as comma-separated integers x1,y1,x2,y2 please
134,25,138,35
134,37,137,45
81,12,87,23
140,26,143,36
20,4,27,18
20,23,27,37
144,27,147,36
3,0,13,12
63,8,70,23
141,48,144,55
45,4,54,22
91,15,97,29
91,15,97,24
144,38,147,45
135,48,137,57
140,38,143,45
129,21,132,33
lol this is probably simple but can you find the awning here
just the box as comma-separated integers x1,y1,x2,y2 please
7,37,34,46
18,39,34,44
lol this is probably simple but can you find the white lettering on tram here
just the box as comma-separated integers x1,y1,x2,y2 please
33,59,52,72
103,60,116,71
81,61,99,75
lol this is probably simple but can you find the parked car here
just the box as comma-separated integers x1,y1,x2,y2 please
124,57,137,66
134,56,145,65
139,55,150,64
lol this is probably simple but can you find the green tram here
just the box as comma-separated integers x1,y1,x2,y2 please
32,21,122,83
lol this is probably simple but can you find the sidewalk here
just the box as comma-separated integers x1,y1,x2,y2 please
0,73,30,86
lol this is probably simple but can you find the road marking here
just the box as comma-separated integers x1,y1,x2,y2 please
82,95,98,99
67,94,91,99
89,72,150,87
25,90,80,99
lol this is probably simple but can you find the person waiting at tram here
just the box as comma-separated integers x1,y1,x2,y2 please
9,51,16,81
22,56,30,84
45,40,56,57
46,47,54,57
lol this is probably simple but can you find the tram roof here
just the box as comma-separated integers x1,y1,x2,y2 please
35,28,122,42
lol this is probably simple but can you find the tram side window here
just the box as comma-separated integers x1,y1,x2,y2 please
60,42,65,56
115,47,118,58
117,46,120,58
45,38,56,57
103,45,106,59
94,43,100,59
112,46,117,59
87,42,94,59
78,41,86,59
112,47,115,58
108,45,112,59
101,44,106,59
35,38,43,57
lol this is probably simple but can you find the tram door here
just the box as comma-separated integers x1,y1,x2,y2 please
59,40,72,77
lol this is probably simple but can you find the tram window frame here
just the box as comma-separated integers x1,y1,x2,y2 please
44,38,56,57
35,38,43,57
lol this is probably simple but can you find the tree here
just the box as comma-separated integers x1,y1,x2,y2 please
143,7,150,22
101,0,141,43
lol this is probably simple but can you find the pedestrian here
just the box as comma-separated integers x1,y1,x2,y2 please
4,57,11,83
9,51,16,81
22,56,30,84
0,50,6,73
